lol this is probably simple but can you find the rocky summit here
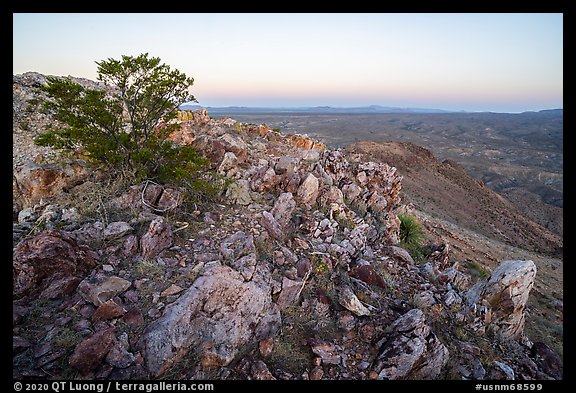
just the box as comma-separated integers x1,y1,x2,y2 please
12,72,562,380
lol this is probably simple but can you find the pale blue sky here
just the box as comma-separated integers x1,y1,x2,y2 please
13,13,562,112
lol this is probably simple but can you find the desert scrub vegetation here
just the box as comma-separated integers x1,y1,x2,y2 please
398,213,429,262
34,53,224,205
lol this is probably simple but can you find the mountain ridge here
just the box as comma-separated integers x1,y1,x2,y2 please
12,72,563,381
181,103,563,115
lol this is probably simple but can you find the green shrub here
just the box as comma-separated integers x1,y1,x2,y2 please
398,213,428,262
34,53,223,204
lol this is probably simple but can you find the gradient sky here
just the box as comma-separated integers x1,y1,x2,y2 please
13,13,562,112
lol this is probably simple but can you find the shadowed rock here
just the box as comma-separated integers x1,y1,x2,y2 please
13,229,99,300
373,308,448,379
69,327,116,375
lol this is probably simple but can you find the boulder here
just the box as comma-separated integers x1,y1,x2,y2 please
465,260,536,340
141,265,281,377
373,308,448,379
13,229,99,300
297,173,319,207
13,161,88,208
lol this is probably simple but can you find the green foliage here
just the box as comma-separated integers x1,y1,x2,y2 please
34,53,222,203
466,260,491,280
398,213,428,262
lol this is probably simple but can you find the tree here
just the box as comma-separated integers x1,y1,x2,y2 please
35,53,222,203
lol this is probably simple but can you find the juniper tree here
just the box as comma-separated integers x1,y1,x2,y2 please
35,53,222,203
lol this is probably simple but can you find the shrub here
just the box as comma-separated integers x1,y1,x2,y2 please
398,213,428,261
34,53,223,204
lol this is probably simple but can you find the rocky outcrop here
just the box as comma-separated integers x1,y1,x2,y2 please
141,264,281,377
13,161,89,209
465,260,536,340
13,229,99,300
372,309,449,379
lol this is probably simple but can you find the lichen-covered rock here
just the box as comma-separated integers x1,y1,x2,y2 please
373,308,448,379
13,161,89,208
465,260,536,340
226,179,253,206
271,192,296,228
141,265,281,377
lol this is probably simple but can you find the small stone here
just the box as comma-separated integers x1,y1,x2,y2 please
261,211,284,240
312,357,322,366
309,339,340,365
358,361,370,370
140,217,173,259
337,285,371,316
106,339,135,369
369,371,378,380
103,222,133,241
296,258,312,278
122,308,144,327
251,360,276,380
284,266,298,280
309,366,324,380
69,327,116,375
78,275,132,307
92,299,126,322
337,310,356,332
161,284,184,297
74,319,91,332
259,338,274,357
103,265,114,272
13,336,32,354
33,343,51,358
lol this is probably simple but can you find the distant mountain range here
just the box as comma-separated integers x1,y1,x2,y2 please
179,104,562,115
180,104,454,114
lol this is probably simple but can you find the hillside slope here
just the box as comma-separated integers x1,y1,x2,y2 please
345,141,562,257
